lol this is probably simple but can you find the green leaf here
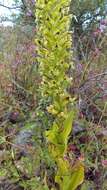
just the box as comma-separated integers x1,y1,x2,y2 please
56,162,84,190
61,111,75,146
66,164,84,190
45,123,59,145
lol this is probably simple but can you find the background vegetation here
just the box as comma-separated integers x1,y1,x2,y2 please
0,0,107,189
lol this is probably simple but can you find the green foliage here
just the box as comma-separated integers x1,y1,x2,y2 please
56,161,84,190
36,0,84,189
45,111,84,190
45,111,75,157
20,177,49,190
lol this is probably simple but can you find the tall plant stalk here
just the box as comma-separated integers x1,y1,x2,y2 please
36,0,84,189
